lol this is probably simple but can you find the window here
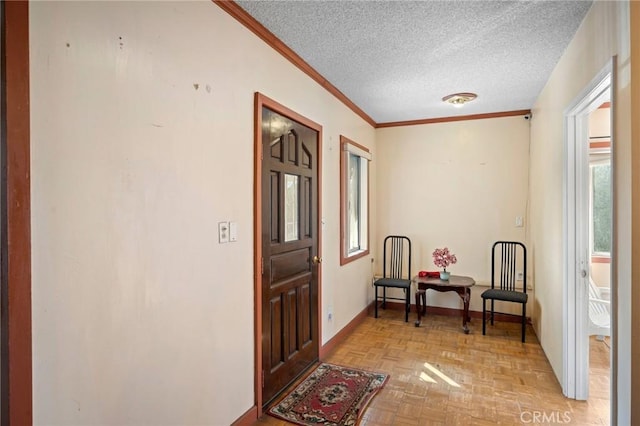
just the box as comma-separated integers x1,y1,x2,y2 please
340,136,370,265
589,146,611,257
284,174,299,242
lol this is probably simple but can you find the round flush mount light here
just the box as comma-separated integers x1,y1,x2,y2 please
442,92,477,108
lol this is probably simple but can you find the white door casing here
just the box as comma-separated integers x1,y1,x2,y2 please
563,62,612,403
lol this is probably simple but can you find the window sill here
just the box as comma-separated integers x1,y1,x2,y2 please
340,249,370,266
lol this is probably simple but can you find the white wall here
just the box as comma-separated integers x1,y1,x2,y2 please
29,2,375,424
529,1,632,422
376,117,530,314
28,1,639,424
589,107,611,139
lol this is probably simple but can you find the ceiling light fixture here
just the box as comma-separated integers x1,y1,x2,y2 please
442,92,477,108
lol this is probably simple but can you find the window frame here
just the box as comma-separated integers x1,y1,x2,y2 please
339,136,370,265
588,142,611,261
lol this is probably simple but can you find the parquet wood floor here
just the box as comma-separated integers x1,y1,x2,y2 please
255,310,610,425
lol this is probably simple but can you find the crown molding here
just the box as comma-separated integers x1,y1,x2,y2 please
213,0,376,127
214,1,534,130
376,109,532,128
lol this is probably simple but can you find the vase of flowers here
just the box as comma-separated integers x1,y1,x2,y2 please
432,247,457,280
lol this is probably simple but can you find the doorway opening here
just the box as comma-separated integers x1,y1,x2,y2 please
563,61,613,424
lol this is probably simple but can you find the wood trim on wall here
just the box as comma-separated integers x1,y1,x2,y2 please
254,92,323,417
319,303,369,359
252,93,262,421
375,300,532,325
231,406,259,426
376,109,532,128
630,2,640,423
1,1,33,425
589,140,611,149
215,1,376,127
213,2,536,130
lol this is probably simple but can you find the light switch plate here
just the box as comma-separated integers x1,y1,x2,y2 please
218,222,229,243
229,222,238,242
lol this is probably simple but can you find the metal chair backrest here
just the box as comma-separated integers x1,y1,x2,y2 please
491,241,527,293
383,236,411,280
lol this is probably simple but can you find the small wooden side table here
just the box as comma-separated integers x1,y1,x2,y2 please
413,275,475,333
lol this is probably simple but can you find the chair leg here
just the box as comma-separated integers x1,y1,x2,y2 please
482,299,487,335
382,287,386,309
490,300,495,325
374,285,379,318
404,288,409,322
521,303,526,343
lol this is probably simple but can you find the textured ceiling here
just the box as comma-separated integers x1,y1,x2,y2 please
235,0,593,124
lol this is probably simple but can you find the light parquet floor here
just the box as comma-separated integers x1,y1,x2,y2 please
256,310,610,425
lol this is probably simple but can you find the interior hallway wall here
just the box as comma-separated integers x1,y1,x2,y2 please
529,1,634,422
375,116,530,315
29,2,375,424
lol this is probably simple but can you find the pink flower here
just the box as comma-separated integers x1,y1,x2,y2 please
432,247,457,271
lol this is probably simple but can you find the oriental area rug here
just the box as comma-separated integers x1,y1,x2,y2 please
268,363,389,426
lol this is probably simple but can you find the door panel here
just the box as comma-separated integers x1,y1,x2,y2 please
300,283,312,345
269,297,284,369
261,107,319,405
269,172,280,243
286,289,299,356
270,248,310,283
302,176,312,238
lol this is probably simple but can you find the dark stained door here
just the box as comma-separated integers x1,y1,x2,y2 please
261,107,319,406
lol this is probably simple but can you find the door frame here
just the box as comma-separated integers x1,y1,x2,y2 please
1,2,33,424
562,59,614,407
253,92,322,414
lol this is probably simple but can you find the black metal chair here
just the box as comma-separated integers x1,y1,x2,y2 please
481,241,528,342
374,236,412,322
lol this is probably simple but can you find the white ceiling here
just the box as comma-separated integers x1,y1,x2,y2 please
235,0,593,124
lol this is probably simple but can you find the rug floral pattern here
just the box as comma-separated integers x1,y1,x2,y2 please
269,363,389,425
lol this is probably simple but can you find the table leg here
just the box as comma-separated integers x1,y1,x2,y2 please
414,289,426,327
462,288,471,334
414,289,421,326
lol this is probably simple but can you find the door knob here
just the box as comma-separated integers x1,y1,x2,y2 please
312,255,323,264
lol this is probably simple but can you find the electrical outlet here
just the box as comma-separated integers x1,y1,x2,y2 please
517,271,524,281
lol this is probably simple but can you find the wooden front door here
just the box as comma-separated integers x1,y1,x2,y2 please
260,105,320,406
